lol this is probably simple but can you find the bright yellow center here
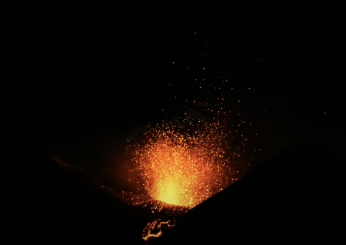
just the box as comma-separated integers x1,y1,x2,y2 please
157,180,180,205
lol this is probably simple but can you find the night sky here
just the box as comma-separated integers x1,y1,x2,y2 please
18,4,342,185
13,3,340,175
45,9,339,157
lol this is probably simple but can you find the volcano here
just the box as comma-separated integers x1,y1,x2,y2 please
46,140,345,244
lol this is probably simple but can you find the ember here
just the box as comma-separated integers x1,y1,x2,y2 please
123,25,262,211
127,111,232,208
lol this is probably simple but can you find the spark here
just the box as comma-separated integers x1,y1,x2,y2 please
127,109,233,207
122,24,264,212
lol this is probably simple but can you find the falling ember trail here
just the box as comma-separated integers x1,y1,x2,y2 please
142,219,176,241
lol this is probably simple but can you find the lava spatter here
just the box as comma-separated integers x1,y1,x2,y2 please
127,110,232,208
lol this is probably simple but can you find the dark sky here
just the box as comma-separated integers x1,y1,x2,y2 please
21,4,343,173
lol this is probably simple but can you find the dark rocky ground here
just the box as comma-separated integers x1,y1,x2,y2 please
151,141,345,244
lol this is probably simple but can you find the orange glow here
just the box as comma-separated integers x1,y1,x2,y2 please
142,219,176,241
124,74,255,209
157,179,180,205
128,112,233,208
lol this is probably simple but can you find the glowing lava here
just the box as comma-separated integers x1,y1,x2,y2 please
127,113,233,208
157,179,180,205
126,73,255,208
142,219,176,241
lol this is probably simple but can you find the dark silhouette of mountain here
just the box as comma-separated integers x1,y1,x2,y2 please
41,154,149,244
150,141,345,244
42,139,345,244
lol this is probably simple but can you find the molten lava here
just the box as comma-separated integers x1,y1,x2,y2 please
142,219,176,241
157,179,180,205
127,113,234,208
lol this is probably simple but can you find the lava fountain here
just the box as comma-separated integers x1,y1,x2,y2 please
157,178,180,205
127,111,233,208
